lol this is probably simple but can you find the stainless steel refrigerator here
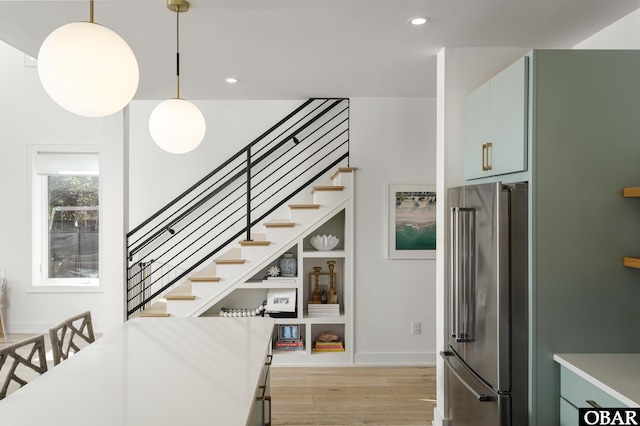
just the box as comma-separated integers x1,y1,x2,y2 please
441,182,528,426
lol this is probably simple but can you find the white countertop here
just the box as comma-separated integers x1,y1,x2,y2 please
554,353,640,408
0,317,274,426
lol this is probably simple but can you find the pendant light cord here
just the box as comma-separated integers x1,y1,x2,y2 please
89,0,94,23
176,4,181,99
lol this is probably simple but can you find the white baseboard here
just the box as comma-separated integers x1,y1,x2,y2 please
432,407,451,426
354,351,437,366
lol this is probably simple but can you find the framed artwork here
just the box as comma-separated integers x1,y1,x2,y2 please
265,288,296,312
278,324,300,341
388,183,436,259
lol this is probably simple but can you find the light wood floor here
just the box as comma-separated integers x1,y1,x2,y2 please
2,334,436,425
270,366,436,425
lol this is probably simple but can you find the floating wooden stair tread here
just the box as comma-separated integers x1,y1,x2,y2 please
215,248,244,264
138,301,170,317
190,275,221,282
239,240,270,246
165,282,195,300
312,186,344,193
165,294,196,301
330,167,357,180
622,187,640,197
189,263,220,282
264,220,295,228
138,311,170,317
289,204,321,209
216,258,245,264
623,256,640,269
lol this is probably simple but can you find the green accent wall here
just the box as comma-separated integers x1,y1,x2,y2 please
530,49,640,425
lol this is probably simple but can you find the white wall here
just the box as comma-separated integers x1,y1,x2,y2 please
350,98,436,364
0,40,125,333
128,97,437,365
127,100,302,225
1,41,436,364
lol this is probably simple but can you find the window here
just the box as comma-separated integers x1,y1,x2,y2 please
31,151,100,288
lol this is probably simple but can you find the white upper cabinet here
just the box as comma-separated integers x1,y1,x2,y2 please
464,56,529,180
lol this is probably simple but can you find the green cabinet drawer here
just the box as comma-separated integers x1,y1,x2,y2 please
560,366,629,409
560,397,578,426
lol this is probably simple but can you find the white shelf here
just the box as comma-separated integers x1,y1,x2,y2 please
303,313,346,323
238,280,299,289
302,250,346,258
212,202,353,366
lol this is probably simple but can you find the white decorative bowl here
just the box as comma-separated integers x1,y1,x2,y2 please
310,234,339,251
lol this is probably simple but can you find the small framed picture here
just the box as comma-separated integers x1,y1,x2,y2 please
266,288,296,313
278,324,300,341
388,183,437,259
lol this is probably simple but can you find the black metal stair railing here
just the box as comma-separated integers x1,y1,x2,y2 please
126,98,350,319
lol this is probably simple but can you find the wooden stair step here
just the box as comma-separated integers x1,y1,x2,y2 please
312,186,344,193
289,204,320,210
138,311,170,317
216,258,245,264
264,219,295,228
190,276,221,282
330,166,357,180
215,248,244,264
138,301,170,317
165,283,195,300
165,294,196,301
239,240,270,246
189,263,221,282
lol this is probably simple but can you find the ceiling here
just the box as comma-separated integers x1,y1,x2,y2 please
0,0,639,100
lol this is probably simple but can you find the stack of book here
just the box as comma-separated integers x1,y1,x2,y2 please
307,303,340,317
312,340,345,352
273,340,304,352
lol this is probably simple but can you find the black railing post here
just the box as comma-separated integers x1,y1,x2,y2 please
245,147,252,242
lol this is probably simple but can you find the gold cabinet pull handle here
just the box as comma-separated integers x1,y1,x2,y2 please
482,142,492,171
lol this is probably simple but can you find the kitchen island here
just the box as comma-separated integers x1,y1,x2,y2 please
555,353,640,425
0,317,274,426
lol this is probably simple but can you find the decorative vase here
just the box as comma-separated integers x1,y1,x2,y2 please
278,253,297,277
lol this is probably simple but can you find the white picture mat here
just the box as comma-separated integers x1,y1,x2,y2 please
266,288,296,312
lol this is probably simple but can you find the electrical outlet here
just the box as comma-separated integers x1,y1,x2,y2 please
411,321,421,335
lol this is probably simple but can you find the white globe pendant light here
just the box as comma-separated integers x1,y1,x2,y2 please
37,0,139,117
149,98,206,154
149,0,206,154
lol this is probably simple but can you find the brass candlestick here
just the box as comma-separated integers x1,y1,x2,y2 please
327,261,338,304
310,266,323,304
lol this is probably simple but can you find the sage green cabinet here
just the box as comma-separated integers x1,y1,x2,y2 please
559,365,631,426
464,56,528,180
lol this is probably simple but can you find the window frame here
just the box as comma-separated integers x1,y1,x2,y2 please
28,146,103,293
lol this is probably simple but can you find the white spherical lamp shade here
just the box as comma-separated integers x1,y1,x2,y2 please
149,99,206,154
38,22,139,117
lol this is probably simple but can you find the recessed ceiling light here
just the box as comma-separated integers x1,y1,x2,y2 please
225,77,238,83
408,17,429,26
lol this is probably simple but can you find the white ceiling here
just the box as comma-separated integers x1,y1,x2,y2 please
0,0,639,100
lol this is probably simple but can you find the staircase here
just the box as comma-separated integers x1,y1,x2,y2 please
126,98,352,319
138,167,355,318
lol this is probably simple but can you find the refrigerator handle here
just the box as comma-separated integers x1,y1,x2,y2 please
450,207,476,342
440,351,494,402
